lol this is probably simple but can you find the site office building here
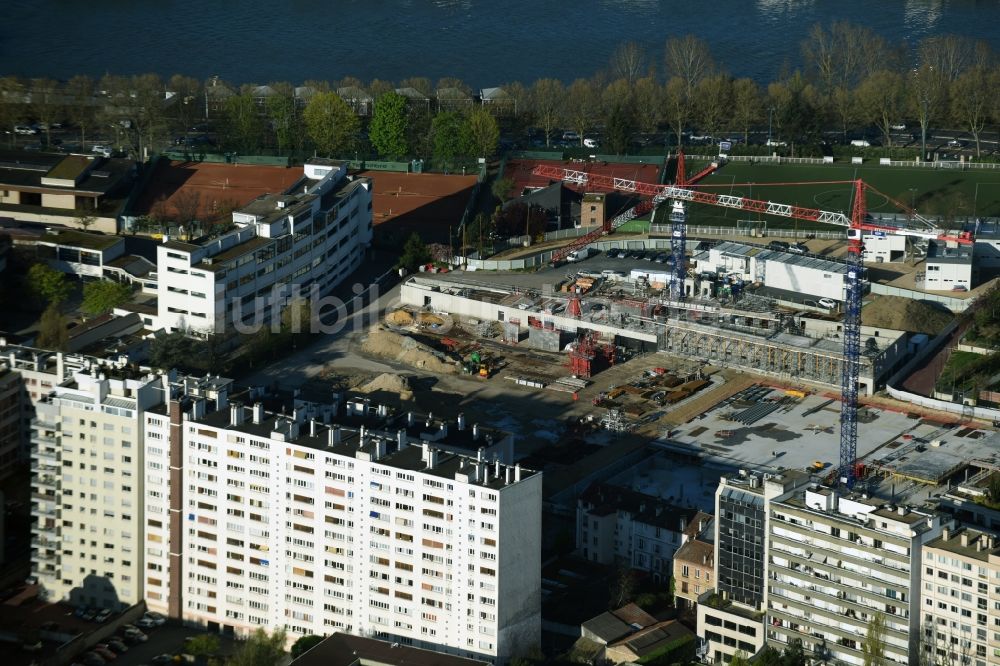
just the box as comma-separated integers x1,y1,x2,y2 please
156,161,373,336
143,400,542,663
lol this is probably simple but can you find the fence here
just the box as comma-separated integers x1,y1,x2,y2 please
461,237,676,271
651,224,846,240
869,283,972,312
685,152,1000,171
161,151,291,167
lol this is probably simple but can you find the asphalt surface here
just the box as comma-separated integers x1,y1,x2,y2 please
108,625,237,666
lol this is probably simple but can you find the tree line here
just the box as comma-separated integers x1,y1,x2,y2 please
1,24,998,160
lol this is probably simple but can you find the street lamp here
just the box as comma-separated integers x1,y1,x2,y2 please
908,187,917,210
767,107,775,146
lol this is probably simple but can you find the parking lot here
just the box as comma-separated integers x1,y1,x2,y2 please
96,624,237,666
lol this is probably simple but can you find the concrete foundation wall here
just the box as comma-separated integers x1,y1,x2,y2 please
528,326,563,352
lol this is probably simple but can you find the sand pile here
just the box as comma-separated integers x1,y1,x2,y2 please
862,295,953,336
355,373,414,401
362,327,457,374
386,309,414,326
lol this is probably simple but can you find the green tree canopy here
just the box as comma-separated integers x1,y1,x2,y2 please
222,93,265,154
431,111,470,166
229,628,286,666
266,93,302,154
185,634,220,658
397,232,432,273
29,263,72,305
604,101,635,155
35,304,68,351
369,91,409,158
465,107,499,157
149,331,204,371
81,280,132,316
304,91,359,156
290,635,323,659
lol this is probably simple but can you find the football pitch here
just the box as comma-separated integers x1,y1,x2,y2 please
686,160,1000,228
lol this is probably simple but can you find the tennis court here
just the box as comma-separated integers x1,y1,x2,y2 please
361,170,477,244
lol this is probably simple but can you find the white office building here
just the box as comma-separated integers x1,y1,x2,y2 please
159,401,541,663
156,160,373,336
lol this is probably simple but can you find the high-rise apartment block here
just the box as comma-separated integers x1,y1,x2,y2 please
766,485,951,665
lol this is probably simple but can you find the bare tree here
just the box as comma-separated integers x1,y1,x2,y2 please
131,73,169,159
829,85,860,143
919,35,977,82
610,41,646,85
951,67,996,157
910,64,948,160
168,74,202,130
600,78,633,121
0,77,28,146
64,75,95,149
436,78,471,96
529,78,565,147
399,77,433,96
664,35,715,96
731,78,762,145
368,79,395,100
172,190,202,236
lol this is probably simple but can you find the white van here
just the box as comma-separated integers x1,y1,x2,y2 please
566,247,597,262
850,139,871,148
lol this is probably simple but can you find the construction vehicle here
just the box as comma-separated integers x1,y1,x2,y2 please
535,161,972,488
463,350,496,378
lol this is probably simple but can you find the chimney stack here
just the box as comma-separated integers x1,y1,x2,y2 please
942,527,950,542
473,424,480,440
252,402,264,425
514,463,521,482
457,413,466,430
375,438,387,459
309,419,318,437
329,427,341,446
505,466,512,484
190,398,205,421
407,412,415,426
230,402,244,426
397,429,406,449
962,532,970,547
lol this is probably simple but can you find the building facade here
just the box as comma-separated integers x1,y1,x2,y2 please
766,486,951,666
31,366,169,609
920,526,1000,666
152,400,541,663
156,160,372,335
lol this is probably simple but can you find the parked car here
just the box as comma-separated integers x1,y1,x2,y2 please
151,655,173,666
890,122,906,131
136,617,159,629
767,240,790,252
952,284,969,291
818,298,837,309
106,640,128,654
91,145,112,157
123,627,147,642
583,137,599,148
95,608,112,622
765,139,787,147
14,125,37,135
850,139,871,147
80,653,106,666
92,645,117,661
789,243,808,255
947,139,964,148
653,252,669,263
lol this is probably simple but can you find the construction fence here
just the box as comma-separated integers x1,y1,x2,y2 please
869,283,972,312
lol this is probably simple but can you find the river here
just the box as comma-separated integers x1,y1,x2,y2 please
4,0,999,86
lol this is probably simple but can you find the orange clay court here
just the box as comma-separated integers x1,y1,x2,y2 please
359,170,477,242
134,160,304,219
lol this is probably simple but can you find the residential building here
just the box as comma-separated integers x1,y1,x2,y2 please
580,193,606,229
290,632,489,666
575,602,659,664
30,365,170,609
436,88,473,113
155,159,372,335
0,151,135,232
0,366,23,479
674,538,714,609
920,526,1000,666
164,399,541,662
924,239,974,291
22,229,125,278
576,482,704,583
766,484,952,666
337,86,373,116
697,470,811,664
479,88,515,116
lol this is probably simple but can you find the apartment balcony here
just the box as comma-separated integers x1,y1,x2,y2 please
30,504,59,520
32,549,60,564
767,617,908,665
770,532,910,580
768,564,909,612
30,418,59,431
30,536,59,549
34,522,59,536
33,473,59,490
767,582,910,642
32,445,59,462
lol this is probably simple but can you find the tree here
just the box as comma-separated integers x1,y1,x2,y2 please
632,77,664,135
81,280,131,316
663,76,690,148
829,84,861,144
563,79,600,145
168,74,203,131
405,106,433,159
862,611,887,666
491,177,514,203
30,78,63,147
65,75,96,150
694,74,733,141
303,91,359,156
731,78,762,145
951,66,995,158
185,634,220,659
222,92,265,154
29,263,72,305
919,35,978,84
767,72,821,155
76,212,97,232
290,635,323,659
857,70,906,149
604,101,635,155
229,629,285,666
610,41,647,85
399,77,432,97
910,63,947,161
369,91,409,158
397,232,432,273
368,78,395,100
36,304,68,351
0,77,28,147
664,35,715,97
431,111,470,166
172,189,202,233
465,107,499,157
608,564,635,608
131,73,170,159
149,331,205,371
266,92,301,154
529,79,565,147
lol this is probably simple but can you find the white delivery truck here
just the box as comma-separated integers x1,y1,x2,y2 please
565,247,597,262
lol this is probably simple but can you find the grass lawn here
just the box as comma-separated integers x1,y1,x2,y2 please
937,349,994,392
684,161,1000,228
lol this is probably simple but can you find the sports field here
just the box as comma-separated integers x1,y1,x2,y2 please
360,170,477,244
134,160,303,220
690,161,1000,227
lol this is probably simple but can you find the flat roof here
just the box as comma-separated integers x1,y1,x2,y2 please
291,633,489,666
195,235,271,272
37,229,123,251
928,240,973,264
0,150,131,196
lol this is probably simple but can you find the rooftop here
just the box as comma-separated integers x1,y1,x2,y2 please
925,526,1000,562
194,235,271,272
0,150,132,196
35,229,124,251
928,239,974,264
579,482,704,531
290,633,489,666
674,538,714,566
